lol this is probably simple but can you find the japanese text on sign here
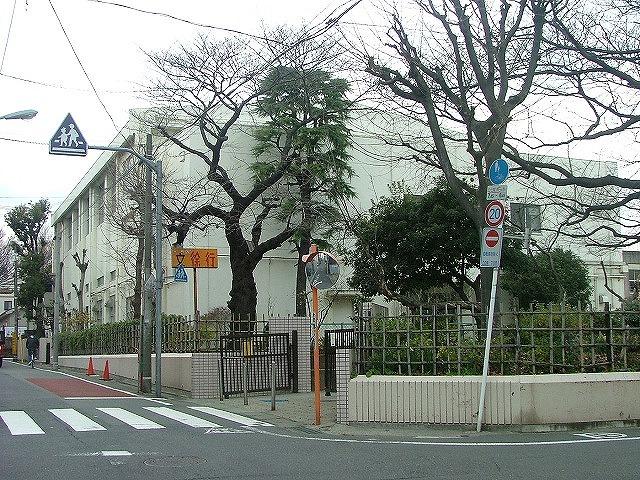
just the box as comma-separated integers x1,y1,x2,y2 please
172,248,218,268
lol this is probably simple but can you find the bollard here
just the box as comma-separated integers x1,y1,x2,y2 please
271,361,276,411
218,358,224,402
243,359,248,406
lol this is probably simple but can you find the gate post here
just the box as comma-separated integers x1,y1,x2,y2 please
291,330,298,393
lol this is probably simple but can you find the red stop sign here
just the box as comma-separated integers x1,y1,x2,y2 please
485,229,500,248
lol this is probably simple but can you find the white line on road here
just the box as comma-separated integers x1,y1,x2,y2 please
188,406,273,427
49,408,106,432
101,451,133,456
143,407,221,428
0,411,45,435
97,408,165,430
251,427,640,447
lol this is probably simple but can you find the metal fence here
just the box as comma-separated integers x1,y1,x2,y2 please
219,332,293,396
60,315,268,355
59,314,303,356
354,305,640,376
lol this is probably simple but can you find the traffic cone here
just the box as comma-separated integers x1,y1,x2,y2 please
86,357,96,376
101,360,111,381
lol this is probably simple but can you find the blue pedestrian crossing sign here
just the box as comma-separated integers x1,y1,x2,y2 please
488,158,509,185
49,113,88,156
174,264,188,283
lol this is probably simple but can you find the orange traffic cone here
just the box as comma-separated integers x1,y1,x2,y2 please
101,360,111,381
86,357,96,376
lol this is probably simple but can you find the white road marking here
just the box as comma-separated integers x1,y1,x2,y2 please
65,397,137,400
49,408,106,432
0,411,45,435
97,408,165,430
251,428,640,447
143,398,173,405
188,406,273,427
204,426,254,434
574,432,627,439
101,451,133,456
143,407,221,428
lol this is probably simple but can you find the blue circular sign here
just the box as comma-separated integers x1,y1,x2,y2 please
488,158,509,185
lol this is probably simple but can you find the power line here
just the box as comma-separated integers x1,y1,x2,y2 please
0,136,47,145
0,0,17,72
86,0,275,42
48,0,120,132
0,72,145,94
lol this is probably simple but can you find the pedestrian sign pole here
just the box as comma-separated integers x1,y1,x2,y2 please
476,158,509,432
49,114,165,398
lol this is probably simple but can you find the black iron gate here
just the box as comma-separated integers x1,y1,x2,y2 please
324,328,355,394
219,332,292,397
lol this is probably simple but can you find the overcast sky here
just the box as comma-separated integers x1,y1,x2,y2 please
1,0,638,235
0,0,361,227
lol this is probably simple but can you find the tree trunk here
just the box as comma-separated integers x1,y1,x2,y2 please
226,218,258,332
295,170,313,317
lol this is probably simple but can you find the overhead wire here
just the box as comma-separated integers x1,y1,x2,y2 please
85,0,278,42
0,0,17,72
48,0,120,133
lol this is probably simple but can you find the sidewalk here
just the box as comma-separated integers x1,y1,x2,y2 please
190,391,338,431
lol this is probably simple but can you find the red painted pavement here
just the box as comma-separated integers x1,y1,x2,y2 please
28,378,135,398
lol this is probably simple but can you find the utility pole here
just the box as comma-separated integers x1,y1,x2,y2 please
140,134,153,393
12,255,18,360
52,229,61,370
154,157,163,398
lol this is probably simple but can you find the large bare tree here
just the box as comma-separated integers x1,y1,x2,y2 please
357,0,640,307
145,14,359,323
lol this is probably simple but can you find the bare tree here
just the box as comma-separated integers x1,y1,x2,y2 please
0,229,13,288
354,0,640,308
144,16,358,323
71,249,88,313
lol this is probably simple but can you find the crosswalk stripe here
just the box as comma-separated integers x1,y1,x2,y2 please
97,408,165,430
49,408,106,432
143,407,221,428
188,406,273,427
0,411,45,435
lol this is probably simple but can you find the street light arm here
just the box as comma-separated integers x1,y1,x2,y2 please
88,145,159,173
0,109,38,120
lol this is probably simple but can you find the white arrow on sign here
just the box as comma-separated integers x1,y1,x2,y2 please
484,200,505,228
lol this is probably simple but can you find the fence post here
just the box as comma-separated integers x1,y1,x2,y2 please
605,302,613,370
291,330,298,393
242,358,248,405
271,361,276,411
549,305,554,374
218,357,224,402
324,330,331,396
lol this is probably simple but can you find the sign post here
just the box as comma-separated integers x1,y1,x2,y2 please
49,114,165,398
303,245,340,426
476,159,509,432
171,247,218,324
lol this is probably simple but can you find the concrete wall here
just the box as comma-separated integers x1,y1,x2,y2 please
346,373,640,426
59,354,193,392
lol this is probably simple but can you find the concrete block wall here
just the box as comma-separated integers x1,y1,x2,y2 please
191,352,221,399
269,316,311,393
347,373,640,426
336,348,351,423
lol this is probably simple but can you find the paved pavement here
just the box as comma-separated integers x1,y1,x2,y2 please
3,359,640,479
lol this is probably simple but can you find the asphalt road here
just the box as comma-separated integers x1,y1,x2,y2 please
1,360,639,480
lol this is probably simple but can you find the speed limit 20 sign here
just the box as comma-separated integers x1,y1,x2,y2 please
484,200,505,228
